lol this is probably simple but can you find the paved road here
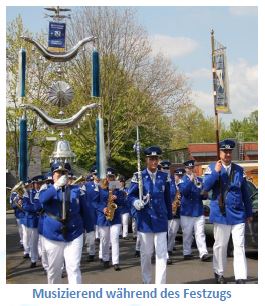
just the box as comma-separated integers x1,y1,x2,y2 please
6,213,258,284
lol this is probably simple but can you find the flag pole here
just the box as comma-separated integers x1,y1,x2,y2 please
211,29,220,160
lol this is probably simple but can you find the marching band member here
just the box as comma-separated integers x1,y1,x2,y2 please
128,146,172,284
203,139,253,284
82,165,100,262
179,160,211,262
39,161,86,284
167,168,185,257
97,167,126,271
118,175,130,240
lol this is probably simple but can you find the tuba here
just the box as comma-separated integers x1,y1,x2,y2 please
105,189,117,221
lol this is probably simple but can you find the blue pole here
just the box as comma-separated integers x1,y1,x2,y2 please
92,49,100,97
96,117,100,176
18,48,26,98
19,116,28,182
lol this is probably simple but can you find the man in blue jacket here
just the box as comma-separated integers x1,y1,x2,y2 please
128,146,172,284
39,162,86,284
204,139,253,284
179,159,211,262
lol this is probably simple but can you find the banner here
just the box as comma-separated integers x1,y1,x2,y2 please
48,22,66,53
213,47,230,113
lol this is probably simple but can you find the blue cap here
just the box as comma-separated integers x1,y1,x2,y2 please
86,174,94,181
183,160,195,168
160,160,171,169
174,168,185,176
219,139,235,150
144,146,162,157
31,175,46,183
24,179,32,186
106,167,116,176
51,161,69,173
90,165,98,174
44,172,53,181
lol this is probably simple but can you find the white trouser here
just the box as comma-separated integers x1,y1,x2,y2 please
168,218,181,252
139,231,167,284
22,225,39,262
84,231,96,255
99,224,121,264
121,213,130,238
38,234,49,271
135,232,141,251
213,222,247,280
132,218,137,238
16,218,23,245
180,215,208,258
95,225,100,239
43,234,83,284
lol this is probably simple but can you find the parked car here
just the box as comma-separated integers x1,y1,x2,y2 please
203,180,258,255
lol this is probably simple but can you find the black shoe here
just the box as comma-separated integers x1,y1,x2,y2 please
133,236,137,241
87,255,95,262
183,254,194,260
23,253,30,259
201,254,212,262
123,236,129,240
168,251,173,256
215,273,226,284
114,264,121,271
30,262,37,268
236,279,246,284
95,238,100,243
135,250,140,258
103,261,110,268
173,247,177,251
167,258,173,265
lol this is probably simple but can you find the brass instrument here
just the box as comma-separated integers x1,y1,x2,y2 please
172,189,181,215
194,176,202,189
71,175,86,185
105,189,118,221
10,181,27,210
10,181,26,198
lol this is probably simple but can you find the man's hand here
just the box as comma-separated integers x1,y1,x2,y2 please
133,199,145,210
215,160,223,172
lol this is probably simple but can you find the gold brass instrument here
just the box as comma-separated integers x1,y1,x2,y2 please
194,176,202,188
10,181,26,198
106,189,118,221
71,175,86,185
172,189,181,215
10,181,27,210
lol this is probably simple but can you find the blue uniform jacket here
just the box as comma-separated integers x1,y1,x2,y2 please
82,181,100,232
96,187,126,227
22,189,42,228
39,184,86,242
170,178,180,219
127,169,172,233
178,175,205,217
119,187,130,215
203,162,253,225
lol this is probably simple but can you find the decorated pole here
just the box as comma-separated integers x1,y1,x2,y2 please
18,47,28,182
93,47,106,179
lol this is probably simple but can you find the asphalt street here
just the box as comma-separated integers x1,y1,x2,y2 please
6,213,258,284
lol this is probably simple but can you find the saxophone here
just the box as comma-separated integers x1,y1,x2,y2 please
172,189,181,216
105,189,118,221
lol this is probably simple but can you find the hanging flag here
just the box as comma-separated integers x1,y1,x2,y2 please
48,21,66,53
92,48,100,97
213,40,231,113
18,48,26,98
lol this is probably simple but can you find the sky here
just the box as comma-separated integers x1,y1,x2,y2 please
6,5,258,126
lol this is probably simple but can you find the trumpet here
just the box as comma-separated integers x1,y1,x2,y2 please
71,175,86,185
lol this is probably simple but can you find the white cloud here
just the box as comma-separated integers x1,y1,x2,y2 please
186,68,211,80
229,7,257,16
191,59,258,125
150,34,198,59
